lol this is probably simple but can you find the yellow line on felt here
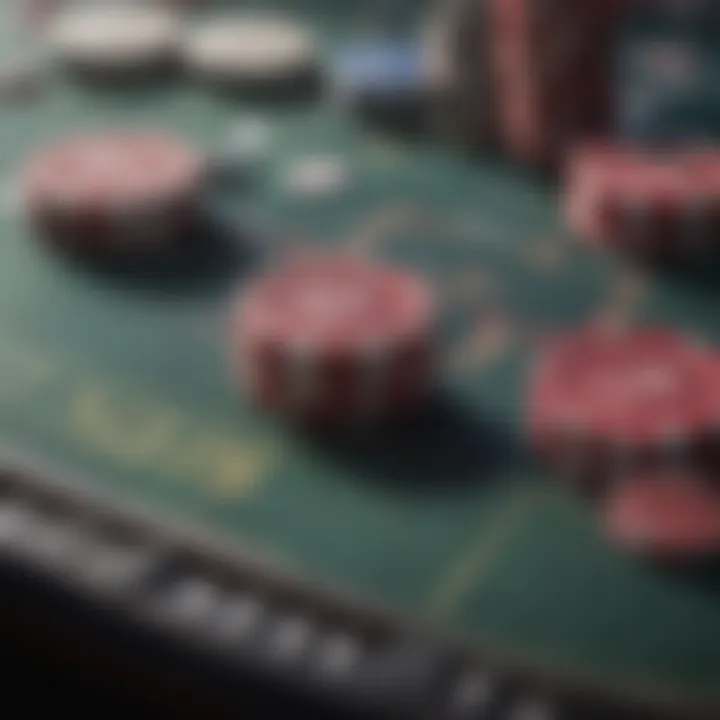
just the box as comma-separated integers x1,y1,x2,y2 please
425,488,540,621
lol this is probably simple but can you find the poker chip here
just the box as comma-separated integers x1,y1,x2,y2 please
283,156,351,199
564,143,720,259
527,327,720,479
231,253,436,425
47,6,181,78
332,40,432,125
183,13,319,92
24,131,205,257
487,0,618,166
333,40,429,101
604,472,720,559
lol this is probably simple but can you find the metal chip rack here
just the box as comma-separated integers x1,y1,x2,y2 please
0,453,708,720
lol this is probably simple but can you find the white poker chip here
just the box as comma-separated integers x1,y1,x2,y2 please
183,13,318,83
47,6,180,72
283,155,351,198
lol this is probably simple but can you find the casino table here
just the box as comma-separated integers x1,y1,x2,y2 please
0,2,719,719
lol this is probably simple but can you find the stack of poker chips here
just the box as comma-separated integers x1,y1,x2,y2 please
24,131,206,260
422,0,622,165
46,5,182,81
231,253,437,427
486,0,621,167
527,325,720,560
564,142,720,261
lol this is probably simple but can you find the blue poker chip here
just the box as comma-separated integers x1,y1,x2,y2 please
332,40,429,104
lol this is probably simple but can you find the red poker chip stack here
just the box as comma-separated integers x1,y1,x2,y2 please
527,325,720,559
487,0,620,167
24,131,205,258
527,327,720,481
565,143,720,260
604,472,720,560
231,254,437,426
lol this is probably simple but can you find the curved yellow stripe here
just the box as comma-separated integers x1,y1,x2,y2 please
425,488,540,620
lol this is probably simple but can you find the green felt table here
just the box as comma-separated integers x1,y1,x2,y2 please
0,1,719,716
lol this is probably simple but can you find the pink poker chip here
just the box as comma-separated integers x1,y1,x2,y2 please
239,254,434,356
24,131,205,253
233,253,436,424
528,327,720,469
604,472,720,558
